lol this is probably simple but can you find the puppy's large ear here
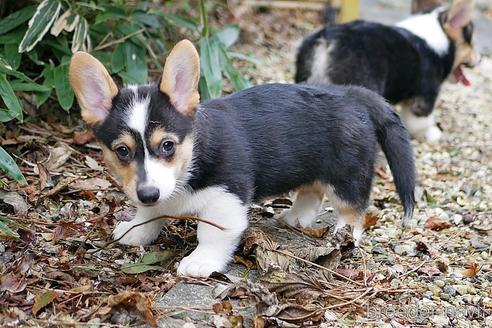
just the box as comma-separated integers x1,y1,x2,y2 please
445,0,474,30
160,40,200,116
69,52,118,126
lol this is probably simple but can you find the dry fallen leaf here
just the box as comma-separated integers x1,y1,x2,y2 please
0,274,27,293
32,290,58,315
73,130,94,145
417,264,441,277
363,214,379,230
98,291,157,328
424,215,452,231
70,177,112,191
299,226,329,238
463,263,480,278
43,143,73,171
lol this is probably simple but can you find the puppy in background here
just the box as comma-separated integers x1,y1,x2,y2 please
70,40,415,278
296,0,479,142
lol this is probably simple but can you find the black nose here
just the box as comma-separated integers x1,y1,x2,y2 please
137,186,160,204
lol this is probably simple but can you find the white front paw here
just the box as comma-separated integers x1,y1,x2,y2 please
177,246,229,277
425,125,442,142
277,209,316,228
112,221,160,246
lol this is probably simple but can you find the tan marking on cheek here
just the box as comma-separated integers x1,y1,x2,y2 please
149,128,179,150
101,144,137,196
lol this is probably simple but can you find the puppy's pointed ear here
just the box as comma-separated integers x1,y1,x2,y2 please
160,40,200,116
446,0,474,30
69,52,118,126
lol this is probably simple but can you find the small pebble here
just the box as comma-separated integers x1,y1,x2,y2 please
454,285,469,296
430,314,450,327
394,242,417,256
434,279,446,288
443,285,457,296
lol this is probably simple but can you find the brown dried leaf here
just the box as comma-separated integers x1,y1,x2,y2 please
36,162,52,191
463,263,480,278
424,215,452,231
54,221,84,240
44,143,73,171
363,214,379,230
416,241,439,257
70,177,111,191
299,226,329,238
417,264,441,277
98,291,157,328
0,274,27,293
334,268,374,281
32,290,58,315
73,130,94,145
233,255,257,270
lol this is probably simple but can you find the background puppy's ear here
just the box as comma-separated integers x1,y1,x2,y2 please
160,40,200,116
446,0,474,29
411,0,442,14
69,52,118,126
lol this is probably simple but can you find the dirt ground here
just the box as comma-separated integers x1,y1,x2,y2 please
1,1,491,327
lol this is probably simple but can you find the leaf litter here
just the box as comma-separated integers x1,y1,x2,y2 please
1,4,492,328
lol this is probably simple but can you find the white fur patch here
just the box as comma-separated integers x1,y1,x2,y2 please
114,185,249,278
307,39,333,84
278,188,324,228
396,8,450,55
400,108,442,142
127,96,149,138
143,158,176,201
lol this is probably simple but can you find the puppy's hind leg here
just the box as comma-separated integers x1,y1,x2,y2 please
277,182,325,228
326,188,365,245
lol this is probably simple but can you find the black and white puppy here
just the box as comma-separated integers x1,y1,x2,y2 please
69,40,415,278
296,0,479,142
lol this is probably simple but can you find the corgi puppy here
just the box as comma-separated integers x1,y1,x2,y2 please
296,0,479,142
69,40,415,278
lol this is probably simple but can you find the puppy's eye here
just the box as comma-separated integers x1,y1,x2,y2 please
115,145,131,160
160,140,175,157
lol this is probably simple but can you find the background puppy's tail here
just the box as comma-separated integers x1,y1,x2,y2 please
367,98,416,226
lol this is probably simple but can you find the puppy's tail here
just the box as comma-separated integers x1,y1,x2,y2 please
367,96,416,226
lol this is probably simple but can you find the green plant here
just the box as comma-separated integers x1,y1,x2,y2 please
0,0,252,186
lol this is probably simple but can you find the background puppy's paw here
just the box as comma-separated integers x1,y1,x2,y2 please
112,221,159,246
177,247,228,277
425,125,442,142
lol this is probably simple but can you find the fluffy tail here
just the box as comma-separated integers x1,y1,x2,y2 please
367,98,416,226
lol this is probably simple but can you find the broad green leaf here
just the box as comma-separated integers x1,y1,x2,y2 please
121,263,161,274
215,25,240,48
199,37,222,98
0,29,26,45
0,73,23,121
0,220,19,239
111,44,125,73
4,43,21,70
156,12,198,31
71,17,88,53
53,64,74,111
133,12,160,28
19,0,62,53
199,76,211,100
227,51,262,66
10,80,50,93
36,65,55,107
0,108,18,122
0,146,27,186
123,42,147,84
0,57,35,83
32,290,58,315
218,46,250,91
0,5,36,35
141,251,174,265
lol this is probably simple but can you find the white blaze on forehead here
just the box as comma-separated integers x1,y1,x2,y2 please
127,92,150,137
396,8,450,56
